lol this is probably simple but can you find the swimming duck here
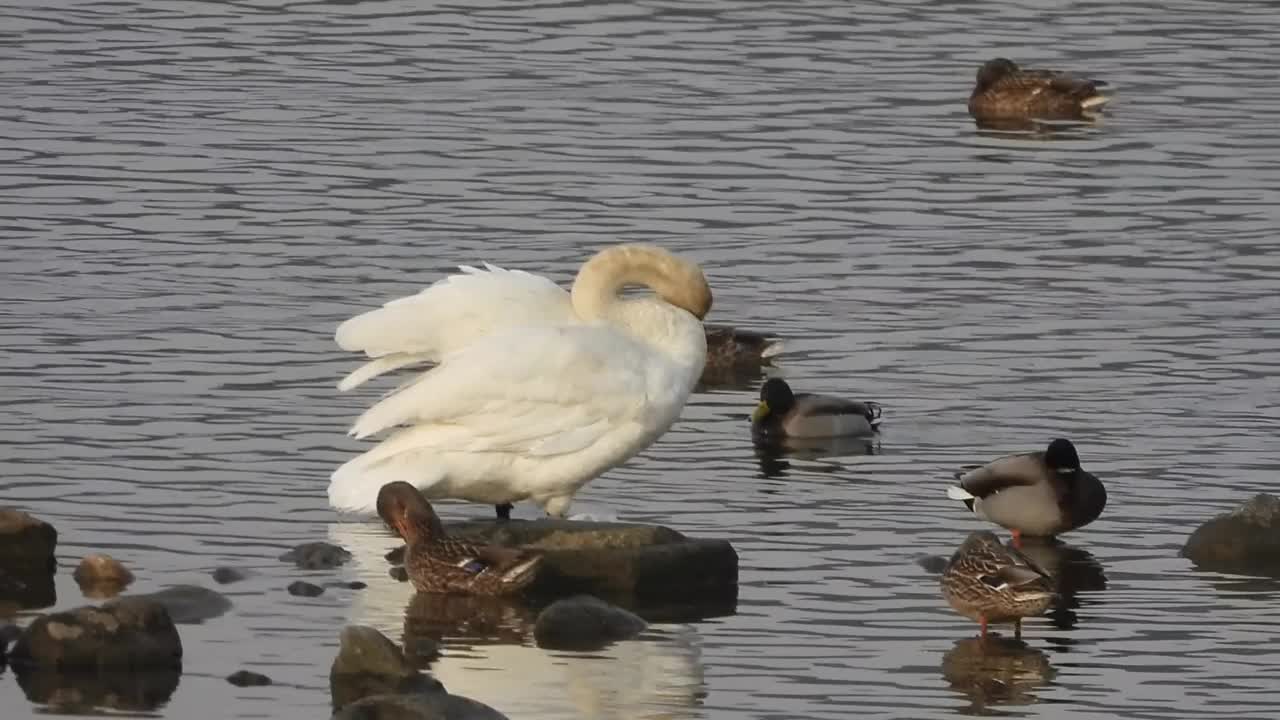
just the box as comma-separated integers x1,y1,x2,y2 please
941,531,1056,638
968,58,1110,121
946,438,1107,546
377,482,542,596
703,324,783,374
330,244,712,520
750,378,882,440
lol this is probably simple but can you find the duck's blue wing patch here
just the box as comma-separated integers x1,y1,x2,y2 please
456,557,487,574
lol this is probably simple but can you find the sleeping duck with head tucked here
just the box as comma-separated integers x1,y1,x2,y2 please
968,57,1111,122
946,438,1107,547
377,482,542,596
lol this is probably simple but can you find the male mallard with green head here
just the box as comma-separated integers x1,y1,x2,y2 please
969,58,1111,121
942,531,1056,639
750,378,883,440
377,482,542,596
946,438,1107,547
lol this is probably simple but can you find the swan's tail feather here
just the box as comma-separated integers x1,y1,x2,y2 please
328,452,446,516
338,352,435,392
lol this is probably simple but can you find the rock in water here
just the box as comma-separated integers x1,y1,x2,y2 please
0,508,58,612
0,508,57,570
9,597,182,669
332,693,509,720
533,595,647,650
129,585,232,624
330,625,442,709
288,581,325,597
73,554,135,598
227,669,273,687
280,542,353,570
211,567,250,584
1182,493,1280,576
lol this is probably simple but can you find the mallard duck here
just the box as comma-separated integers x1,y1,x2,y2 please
331,244,712,520
968,58,1110,121
941,531,1056,638
703,324,783,374
377,482,542,596
750,378,882,440
946,438,1106,546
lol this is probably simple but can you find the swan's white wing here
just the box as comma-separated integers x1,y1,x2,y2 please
335,264,575,390
349,324,652,450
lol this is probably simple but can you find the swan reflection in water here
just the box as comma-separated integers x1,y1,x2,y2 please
329,521,708,720
941,636,1056,712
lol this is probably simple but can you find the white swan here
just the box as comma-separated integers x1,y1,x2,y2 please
329,244,712,518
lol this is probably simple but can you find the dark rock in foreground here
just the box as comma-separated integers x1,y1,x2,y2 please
9,597,182,670
330,625,442,709
227,669,273,687
534,595,646,651
1182,493,1280,577
0,508,57,571
424,519,738,603
0,508,58,612
128,585,232,624
14,666,181,713
332,692,508,720
289,581,325,597
280,542,353,569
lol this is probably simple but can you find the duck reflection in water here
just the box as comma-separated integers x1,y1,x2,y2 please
753,435,881,479
941,636,1057,713
1013,537,1108,631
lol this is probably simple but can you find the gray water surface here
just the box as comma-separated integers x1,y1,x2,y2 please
3,1,1280,718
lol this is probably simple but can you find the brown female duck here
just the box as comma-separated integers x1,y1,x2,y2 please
969,58,1110,121
941,531,1056,638
946,438,1107,547
703,324,783,374
751,378,882,440
377,482,542,596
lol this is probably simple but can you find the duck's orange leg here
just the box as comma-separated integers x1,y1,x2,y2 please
979,616,988,639
1011,529,1023,550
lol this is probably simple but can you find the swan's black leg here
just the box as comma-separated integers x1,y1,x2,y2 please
495,503,513,521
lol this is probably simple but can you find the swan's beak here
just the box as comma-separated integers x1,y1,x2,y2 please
751,401,770,422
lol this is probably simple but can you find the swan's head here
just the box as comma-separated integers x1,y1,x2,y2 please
376,481,446,544
572,244,713,321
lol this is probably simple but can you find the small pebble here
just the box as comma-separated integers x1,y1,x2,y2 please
287,581,325,597
226,670,273,687
278,542,352,570
389,567,409,582
212,567,250,585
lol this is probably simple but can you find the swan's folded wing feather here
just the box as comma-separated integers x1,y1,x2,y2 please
334,265,575,385
348,325,652,460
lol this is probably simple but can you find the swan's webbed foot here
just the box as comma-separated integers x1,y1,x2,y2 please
495,503,513,521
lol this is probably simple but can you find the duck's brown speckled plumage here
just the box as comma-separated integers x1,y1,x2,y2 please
969,58,1110,121
703,324,783,374
377,482,542,596
941,531,1056,638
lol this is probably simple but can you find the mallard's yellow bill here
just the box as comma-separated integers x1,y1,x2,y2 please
751,401,770,422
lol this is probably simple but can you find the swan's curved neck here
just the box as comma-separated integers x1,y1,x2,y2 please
569,245,711,322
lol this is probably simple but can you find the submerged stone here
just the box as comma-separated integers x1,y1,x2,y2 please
211,567,250,584
330,625,442,709
332,692,509,720
227,669,273,687
533,594,647,651
280,542,353,570
129,585,232,624
1182,493,1280,576
288,581,325,597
